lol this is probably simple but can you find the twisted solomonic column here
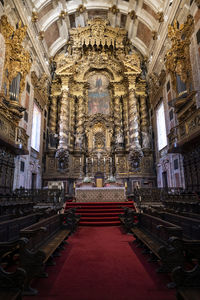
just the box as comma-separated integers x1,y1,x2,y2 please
49,95,57,133
69,95,75,149
58,89,70,149
128,88,141,150
75,95,85,150
76,95,85,135
114,96,121,143
140,94,150,149
122,96,129,150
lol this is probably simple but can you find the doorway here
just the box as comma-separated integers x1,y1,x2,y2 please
162,171,168,188
31,173,37,189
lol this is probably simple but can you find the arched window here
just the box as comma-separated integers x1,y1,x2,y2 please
31,103,41,152
156,102,167,151
9,72,21,101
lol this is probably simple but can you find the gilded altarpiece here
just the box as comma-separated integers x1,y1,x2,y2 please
44,19,155,192
0,16,31,193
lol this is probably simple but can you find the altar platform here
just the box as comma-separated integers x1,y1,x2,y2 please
75,186,126,203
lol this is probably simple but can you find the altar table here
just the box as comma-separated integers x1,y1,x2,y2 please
75,186,126,203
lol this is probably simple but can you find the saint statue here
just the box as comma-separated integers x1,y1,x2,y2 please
75,133,84,148
116,131,124,145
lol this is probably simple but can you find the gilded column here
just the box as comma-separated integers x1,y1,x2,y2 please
140,94,150,149
128,88,141,150
122,96,129,149
69,95,75,149
49,95,57,133
114,95,121,142
75,94,85,150
58,89,69,149
76,95,84,135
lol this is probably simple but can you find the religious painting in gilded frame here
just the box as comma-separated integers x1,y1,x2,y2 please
88,74,110,115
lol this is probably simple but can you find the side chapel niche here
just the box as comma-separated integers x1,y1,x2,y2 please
44,18,155,189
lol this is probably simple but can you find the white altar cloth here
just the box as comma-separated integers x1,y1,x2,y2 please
75,187,126,202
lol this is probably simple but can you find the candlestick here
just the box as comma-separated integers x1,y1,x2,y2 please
86,158,88,175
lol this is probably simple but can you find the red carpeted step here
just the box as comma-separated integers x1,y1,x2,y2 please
79,212,121,217
79,221,121,226
81,216,120,221
65,204,134,209
76,208,125,213
65,201,134,206
65,201,135,226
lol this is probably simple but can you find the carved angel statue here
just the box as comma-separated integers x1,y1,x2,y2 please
116,131,124,145
142,132,150,149
75,132,84,148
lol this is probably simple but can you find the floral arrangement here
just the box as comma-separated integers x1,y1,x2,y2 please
83,176,92,183
106,176,116,183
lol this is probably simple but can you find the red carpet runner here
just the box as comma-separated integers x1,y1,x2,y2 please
65,201,134,226
25,227,176,300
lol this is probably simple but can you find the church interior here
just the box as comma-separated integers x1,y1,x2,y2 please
0,0,200,299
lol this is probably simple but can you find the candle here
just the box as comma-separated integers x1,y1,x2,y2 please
80,157,81,164
104,158,105,164
91,158,93,164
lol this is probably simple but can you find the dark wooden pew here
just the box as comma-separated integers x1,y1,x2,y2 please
163,193,200,214
0,211,56,266
143,209,200,240
119,207,137,232
0,195,34,216
19,214,72,295
145,208,200,266
64,207,81,232
0,265,26,300
172,264,200,300
0,213,41,242
0,214,15,223
131,212,184,273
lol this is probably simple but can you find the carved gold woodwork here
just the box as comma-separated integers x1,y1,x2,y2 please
165,15,194,95
76,5,86,16
168,104,200,152
0,100,29,153
128,10,137,20
148,70,166,107
0,15,32,106
44,18,154,181
59,10,68,20
31,71,48,108
38,31,44,40
32,12,38,23
156,12,164,23
152,31,157,40
109,5,119,15
0,15,31,154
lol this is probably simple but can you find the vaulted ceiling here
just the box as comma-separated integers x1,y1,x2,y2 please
21,0,195,75
31,0,167,57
